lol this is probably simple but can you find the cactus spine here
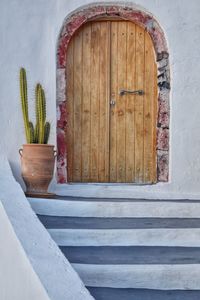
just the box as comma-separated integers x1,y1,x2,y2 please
19,68,50,144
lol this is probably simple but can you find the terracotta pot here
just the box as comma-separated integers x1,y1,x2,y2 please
19,144,56,195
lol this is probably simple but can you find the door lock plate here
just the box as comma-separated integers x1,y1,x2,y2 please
110,100,116,106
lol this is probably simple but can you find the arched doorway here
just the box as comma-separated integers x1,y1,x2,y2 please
66,19,157,183
56,4,170,184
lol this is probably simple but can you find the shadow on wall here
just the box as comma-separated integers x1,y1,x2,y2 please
9,160,26,191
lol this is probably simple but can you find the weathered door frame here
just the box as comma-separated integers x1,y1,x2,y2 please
56,3,170,184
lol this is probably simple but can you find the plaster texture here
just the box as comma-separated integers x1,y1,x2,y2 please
1,0,200,198
0,201,50,300
0,156,93,300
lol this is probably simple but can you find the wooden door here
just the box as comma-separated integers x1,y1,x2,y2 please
66,20,157,183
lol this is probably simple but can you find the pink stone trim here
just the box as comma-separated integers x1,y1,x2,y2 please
56,3,170,183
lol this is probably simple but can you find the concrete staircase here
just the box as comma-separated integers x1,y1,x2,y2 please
28,196,200,300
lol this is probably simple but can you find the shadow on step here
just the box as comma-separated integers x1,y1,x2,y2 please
88,287,200,300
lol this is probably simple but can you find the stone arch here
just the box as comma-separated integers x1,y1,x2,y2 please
56,3,170,183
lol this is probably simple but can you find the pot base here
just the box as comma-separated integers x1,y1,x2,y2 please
25,192,55,199
20,144,56,197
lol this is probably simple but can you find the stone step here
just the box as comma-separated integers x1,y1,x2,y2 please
55,184,199,200
72,263,200,289
88,287,200,300
30,196,200,294
28,197,200,218
48,228,200,247
38,215,200,229
60,246,200,264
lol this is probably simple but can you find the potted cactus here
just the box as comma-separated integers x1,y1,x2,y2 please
19,68,56,197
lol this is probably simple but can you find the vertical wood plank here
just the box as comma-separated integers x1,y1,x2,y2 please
106,21,111,182
82,23,91,182
110,22,118,182
90,22,100,182
126,22,136,182
73,29,83,181
144,32,156,183
66,38,74,182
116,21,127,182
135,25,145,183
99,21,110,182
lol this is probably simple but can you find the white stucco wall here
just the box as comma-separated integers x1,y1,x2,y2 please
0,201,50,300
1,0,200,198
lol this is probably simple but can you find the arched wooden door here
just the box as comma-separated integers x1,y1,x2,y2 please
66,20,157,183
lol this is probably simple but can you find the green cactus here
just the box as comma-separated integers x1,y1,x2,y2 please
36,84,45,143
19,68,50,144
34,83,40,143
20,68,34,143
44,122,51,144
29,122,34,143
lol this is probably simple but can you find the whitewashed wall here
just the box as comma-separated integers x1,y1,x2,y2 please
1,0,200,198
0,201,50,300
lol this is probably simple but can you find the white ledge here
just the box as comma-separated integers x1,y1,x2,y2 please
55,183,200,200
72,263,200,290
29,197,200,218
48,228,200,247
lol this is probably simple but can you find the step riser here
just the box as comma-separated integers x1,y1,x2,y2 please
73,264,200,289
38,215,200,229
48,228,200,247
60,246,200,265
29,198,200,218
88,287,200,300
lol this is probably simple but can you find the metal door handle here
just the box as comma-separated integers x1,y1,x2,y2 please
119,89,144,96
